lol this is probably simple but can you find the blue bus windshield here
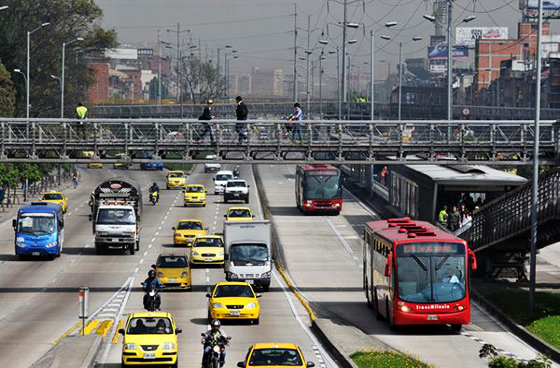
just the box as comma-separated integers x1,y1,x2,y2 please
17,213,56,235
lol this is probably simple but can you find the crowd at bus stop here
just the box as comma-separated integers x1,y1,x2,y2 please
438,194,485,233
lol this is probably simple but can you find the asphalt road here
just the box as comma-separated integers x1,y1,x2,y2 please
0,165,335,368
255,164,554,368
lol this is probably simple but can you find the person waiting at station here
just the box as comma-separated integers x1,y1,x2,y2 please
438,206,448,228
447,206,461,232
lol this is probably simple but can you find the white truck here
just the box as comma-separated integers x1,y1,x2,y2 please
224,220,272,291
213,170,234,194
204,155,221,173
90,177,142,255
223,179,250,203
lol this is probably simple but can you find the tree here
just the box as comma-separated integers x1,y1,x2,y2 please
0,0,118,118
182,56,224,104
0,61,15,117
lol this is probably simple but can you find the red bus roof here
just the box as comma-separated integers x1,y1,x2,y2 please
366,217,464,244
298,164,339,171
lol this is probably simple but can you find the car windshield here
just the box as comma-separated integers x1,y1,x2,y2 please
228,209,251,218
126,317,173,335
216,174,233,181
396,243,466,303
303,173,342,200
194,238,223,248
177,221,203,230
42,193,63,200
249,349,303,366
227,181,246,188
186,186,204,193
169,172,184,178
214,284,254,298
17,213,56,235
97,208,135,225
157,256,188,268
230,244,268,265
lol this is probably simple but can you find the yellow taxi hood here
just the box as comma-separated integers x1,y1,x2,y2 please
158,268,188,277
211,296,257,304
192,246,223,254
176,229,207,236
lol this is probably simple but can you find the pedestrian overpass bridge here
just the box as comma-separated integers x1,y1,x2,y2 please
1,118,558,164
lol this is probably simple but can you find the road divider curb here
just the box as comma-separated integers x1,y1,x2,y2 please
95,320,114,337
112,319,125,344
80,319,99,335
276,266,315,321
52,320,81,346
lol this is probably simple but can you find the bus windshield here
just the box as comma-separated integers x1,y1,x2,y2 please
18,213,56,235
396,243,466,303
303,172,341,200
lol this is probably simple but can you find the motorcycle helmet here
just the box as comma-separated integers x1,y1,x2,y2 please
211,319,221,330
148,269,156,278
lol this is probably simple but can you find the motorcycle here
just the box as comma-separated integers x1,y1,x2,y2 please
150,191,159,206
201,334,230,368
142,283,161,311
233,166,240,179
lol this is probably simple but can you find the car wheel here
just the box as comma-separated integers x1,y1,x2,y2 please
121,359,127,368
224,197,228,203
129,243,135,255
262,284,270,292
245,197,249,204
450,324,462,332
95,245,104,255
252,318,260,325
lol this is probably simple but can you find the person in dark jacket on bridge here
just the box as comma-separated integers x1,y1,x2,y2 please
235,96,248,143
198,99,215,143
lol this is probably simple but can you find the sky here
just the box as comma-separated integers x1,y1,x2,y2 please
95,0,537,80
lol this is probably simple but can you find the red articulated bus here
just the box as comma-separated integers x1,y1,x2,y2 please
363,217,477,331
295,164,343,214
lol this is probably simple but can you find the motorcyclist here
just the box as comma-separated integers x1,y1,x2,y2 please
233,166,240,178
201,319,228,367
149,182,160,203
142,269,163,310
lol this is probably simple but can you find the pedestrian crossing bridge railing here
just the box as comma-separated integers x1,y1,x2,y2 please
0,118,559,164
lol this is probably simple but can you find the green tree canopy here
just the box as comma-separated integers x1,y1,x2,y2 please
0,61,15,117
0,0,118,118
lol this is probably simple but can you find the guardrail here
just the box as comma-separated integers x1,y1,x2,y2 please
1,118,558,164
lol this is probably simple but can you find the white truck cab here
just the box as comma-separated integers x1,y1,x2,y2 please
94,205,139,255
224,220,271,291
213,170,234,194
224,179,250,203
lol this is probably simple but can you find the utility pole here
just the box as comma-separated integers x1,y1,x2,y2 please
370,29,375,121
157,29,162,105
293,3,298,102
217,47,221,98
398,41,403,120
529,0,544,314
319,52,324,118
176,23,180,104
337,46,341,119
446,0,452,121
342,0,347,108
306,15,311,112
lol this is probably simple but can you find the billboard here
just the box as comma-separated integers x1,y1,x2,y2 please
456,27,508,47
523,0,560,18
428,44,469,59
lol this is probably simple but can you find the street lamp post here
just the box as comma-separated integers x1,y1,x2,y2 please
61,38,83,118
26,22,50,118
225,54,238,100
50,75,62,113
370,30,375,120
216,45,233,99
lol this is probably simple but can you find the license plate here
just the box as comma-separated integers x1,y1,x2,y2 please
168,279,176,283
111,238,119,243
233,193,240,197
230,310,240,316
427,315,438,321
246,280,254,285
32,252,40,256
143,353,156,359
205,258,213,262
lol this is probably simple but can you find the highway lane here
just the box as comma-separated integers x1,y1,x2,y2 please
256,164,549,368
0,165,174,367
97,164,335,368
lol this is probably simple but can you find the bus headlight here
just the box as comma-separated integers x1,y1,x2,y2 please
333,203,340,208
16,242,26,248
401,306,411,312
455,306,464,311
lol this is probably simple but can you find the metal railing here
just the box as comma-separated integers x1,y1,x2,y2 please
1,118,559,164
459,168,560,252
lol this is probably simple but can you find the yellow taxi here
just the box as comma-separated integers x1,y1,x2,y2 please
183,184,207,207
237,343,315,368
113,154,130,169
191,235,224,265
166,171,186,189
88,162,103,169
40,191,68,213
119,311,181,367
172,219,207,246
207,281,260,324
225,207,255,221
154,253,191,290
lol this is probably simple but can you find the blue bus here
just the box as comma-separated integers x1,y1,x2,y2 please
139,151,164,170
13,202,65,260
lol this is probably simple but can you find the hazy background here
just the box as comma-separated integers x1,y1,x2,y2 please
95,0,531,79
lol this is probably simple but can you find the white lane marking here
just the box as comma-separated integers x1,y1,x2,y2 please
148,244,152,248
68,258,75,265
139,259,144,264
272,270,336,368
134,267,139,273
151,237,156,243
324,217,354,254
155,232,159,236
143,251,148,256
158,226,162,231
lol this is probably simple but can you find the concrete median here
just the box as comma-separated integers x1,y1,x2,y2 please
31,335,103,368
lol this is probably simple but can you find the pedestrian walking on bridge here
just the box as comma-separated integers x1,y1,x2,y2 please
235,96,248,143
288,102,303,142
75,102,88,139
198,99,216,143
